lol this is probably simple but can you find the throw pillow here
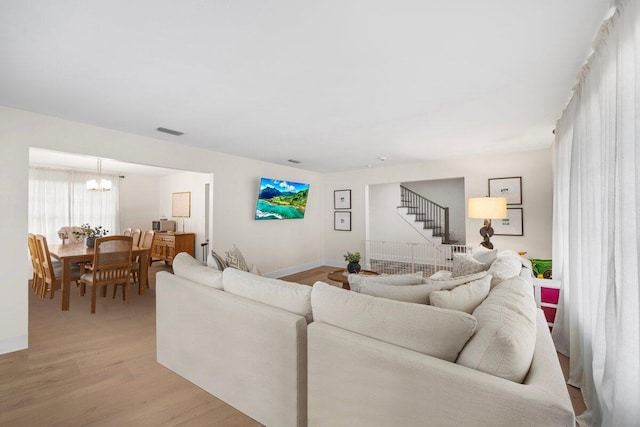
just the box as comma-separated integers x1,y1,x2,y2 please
456,276,537,383
471,246,498,265
225,245,249,271
311,281,477,362
358,282,443,304
451,253,489,277
207,250,227,271
429,274,491,314
172,252,223,290
348,271,423,292
487,255,523,288
422,270,488,290
222,268,313,323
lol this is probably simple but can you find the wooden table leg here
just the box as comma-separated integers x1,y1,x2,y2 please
139,251,149,295
61,260,71,311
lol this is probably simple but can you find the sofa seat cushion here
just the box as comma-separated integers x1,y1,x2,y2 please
456,276,537,383
223,268,313,322
348,271,423,292
429,274,491,314
172,252,223,290
358,282,443,304
311,282,476,362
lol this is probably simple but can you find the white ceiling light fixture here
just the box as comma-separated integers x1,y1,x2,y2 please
86,158,112,192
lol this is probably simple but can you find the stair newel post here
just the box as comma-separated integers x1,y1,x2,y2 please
444,207,450,244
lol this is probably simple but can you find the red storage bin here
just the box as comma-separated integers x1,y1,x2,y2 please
541,287,560,305
541,305,558,325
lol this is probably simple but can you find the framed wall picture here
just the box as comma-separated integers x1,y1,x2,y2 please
492,208,524,236
172,191,191,217
334,189,351,209
334,211,351,231
488,177,522,205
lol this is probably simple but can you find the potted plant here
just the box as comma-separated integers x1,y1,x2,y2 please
72,223,109,247
344,251,361,274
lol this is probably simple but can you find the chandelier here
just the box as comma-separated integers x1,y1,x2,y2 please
86,158,112,191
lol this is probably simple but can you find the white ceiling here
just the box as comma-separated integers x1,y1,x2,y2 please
29,148,182,177
1,1,611,173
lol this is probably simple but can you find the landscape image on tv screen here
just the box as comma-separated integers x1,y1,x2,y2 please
255,178,310,220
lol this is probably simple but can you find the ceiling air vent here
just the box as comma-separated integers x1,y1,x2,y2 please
157,127,184,136
288,159,301,164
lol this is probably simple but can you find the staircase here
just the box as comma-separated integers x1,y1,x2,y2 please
398,186,455,244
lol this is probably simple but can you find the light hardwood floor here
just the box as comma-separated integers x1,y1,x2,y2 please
1,265,584,426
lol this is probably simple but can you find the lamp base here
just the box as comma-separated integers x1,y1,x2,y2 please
479,219,494,249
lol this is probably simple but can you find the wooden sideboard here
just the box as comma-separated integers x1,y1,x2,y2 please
151,232,195,264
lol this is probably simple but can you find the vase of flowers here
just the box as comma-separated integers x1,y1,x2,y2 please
344,251,362,274
72,223,109,247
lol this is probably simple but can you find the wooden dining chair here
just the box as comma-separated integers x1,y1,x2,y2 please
81,236,133,313
35,234,82,299
114,230,153,299
122,228,133,237
131,228,142,247
28,233,45,295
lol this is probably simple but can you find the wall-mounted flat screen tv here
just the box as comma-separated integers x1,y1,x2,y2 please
255,178,310,220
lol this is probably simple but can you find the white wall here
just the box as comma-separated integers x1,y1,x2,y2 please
118,174,161,233
323,148,553,266
158,171,211,262
0,138,29,354
0,106,324,354
368,183,426,243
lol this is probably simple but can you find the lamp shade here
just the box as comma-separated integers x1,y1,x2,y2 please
468,197,507,219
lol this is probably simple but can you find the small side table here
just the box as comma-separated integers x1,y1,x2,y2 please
326,268,379,290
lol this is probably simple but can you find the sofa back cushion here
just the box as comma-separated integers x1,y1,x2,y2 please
422,270,488,290
358,282,442,304
311,281,476,362
348,271,423,292
172,252,223,290
456,276,537,383
223,268,313,322
429,274,491,314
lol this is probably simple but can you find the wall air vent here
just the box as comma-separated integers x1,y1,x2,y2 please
157,127,184,136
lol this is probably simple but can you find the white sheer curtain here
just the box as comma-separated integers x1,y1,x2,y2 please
29,167,120,243
552,1,640,425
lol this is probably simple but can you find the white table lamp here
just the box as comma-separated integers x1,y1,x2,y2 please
468,197,507,249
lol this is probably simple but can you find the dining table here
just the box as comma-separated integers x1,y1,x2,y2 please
48,242,151,311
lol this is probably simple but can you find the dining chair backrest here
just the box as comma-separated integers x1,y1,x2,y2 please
122,228,133,237
35,234,61,298
131,229,142,246
91,236,133,287
140,230,155,249
28,233,44,293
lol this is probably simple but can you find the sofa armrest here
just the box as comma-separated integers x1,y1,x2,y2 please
308,310,574,427
156,271,307,427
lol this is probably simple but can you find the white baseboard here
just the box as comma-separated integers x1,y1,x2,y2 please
0,334,28,355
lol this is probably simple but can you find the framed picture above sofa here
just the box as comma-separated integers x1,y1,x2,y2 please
488,176,522,205
493,208,523,236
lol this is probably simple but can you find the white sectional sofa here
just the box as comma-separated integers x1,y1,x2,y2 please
156,251,574,427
